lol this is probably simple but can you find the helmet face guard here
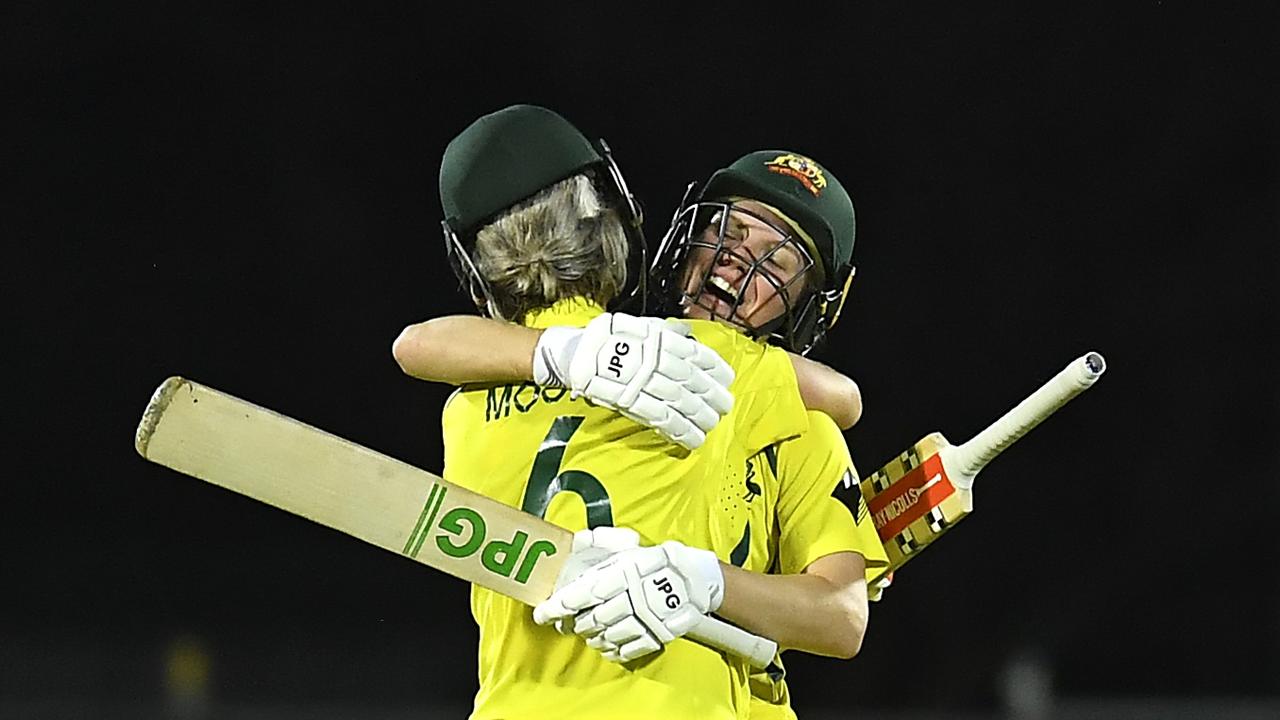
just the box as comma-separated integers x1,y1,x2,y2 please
651,196,843,353
598,139,648,315
441,137,646,319
442,218,495,313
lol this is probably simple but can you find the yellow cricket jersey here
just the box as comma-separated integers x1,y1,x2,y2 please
439,298,810,720
732,411,890,720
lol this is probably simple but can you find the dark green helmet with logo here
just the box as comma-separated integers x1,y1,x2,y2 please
441,105,605,237
702,150,855,288
651,150,857,354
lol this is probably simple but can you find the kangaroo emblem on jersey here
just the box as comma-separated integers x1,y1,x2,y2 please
743,457,761,502
838,467,869,525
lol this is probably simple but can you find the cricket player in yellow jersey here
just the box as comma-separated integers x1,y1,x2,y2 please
394,105,862,720
538,151,889,720
436,309,802,720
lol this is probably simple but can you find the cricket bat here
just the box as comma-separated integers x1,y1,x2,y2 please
135,377,777,668
858,352,1106,584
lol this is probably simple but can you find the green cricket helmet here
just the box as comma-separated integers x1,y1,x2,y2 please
438,104,645,314
651,150,856,354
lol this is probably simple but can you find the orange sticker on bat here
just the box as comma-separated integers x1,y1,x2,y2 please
868,454,955,541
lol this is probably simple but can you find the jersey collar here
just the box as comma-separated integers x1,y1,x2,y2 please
522,298,607,329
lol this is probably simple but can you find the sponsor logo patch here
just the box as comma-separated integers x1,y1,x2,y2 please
866,454,955,542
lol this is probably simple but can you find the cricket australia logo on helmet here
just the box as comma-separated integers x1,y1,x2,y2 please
764,153,827,197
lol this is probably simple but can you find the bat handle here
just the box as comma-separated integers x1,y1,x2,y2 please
942,352,1106,510
686,615,778,669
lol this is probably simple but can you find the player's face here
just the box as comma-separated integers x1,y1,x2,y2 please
678,200,814,331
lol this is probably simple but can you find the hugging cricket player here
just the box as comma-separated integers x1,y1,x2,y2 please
392,105,878,720
637,154,1104,719
396,140,894,720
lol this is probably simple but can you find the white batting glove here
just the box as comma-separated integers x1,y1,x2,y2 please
537,526,642,636
533,540,724,663
868,571,894,603
552,527,643,601
531,312,734,450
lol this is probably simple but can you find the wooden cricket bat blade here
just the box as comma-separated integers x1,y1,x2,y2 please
135,376,571,605
135,377,778,668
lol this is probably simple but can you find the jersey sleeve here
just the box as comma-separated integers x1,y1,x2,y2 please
439,387,468,482
684,320,808,456
775,411,889,576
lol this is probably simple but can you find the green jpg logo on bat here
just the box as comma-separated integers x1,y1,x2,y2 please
401,483,557,585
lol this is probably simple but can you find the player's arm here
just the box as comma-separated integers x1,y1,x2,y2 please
739,413,886,656
717,553,868,659
789,353,862,429
394,313,734,450
393,315,537,384
533,541,870,662
395,315,861,428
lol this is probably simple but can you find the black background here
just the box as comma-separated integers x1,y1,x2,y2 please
6,2,1278,714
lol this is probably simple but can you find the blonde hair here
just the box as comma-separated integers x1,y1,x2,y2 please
473,173,629,322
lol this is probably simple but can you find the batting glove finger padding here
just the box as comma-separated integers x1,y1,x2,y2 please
622,394,705,449
533,560,626,625
586,633,660,664
570,526,640,554
533,540,726,662
654,351,734,418
616,636,663,663
639,374,722,433
581,605,668,664
578,591,635,630
658,328,736,389
531,312,734,450
585,632,615,652
600,615,653,646
535,527,643,628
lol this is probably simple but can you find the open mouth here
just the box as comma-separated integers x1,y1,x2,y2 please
703,275,740,305
689,275,752,324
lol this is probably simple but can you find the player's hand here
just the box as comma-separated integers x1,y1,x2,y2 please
551,526,642,598
539,526,642,636
531,312,734,450
533,540,724,663
868,571,893,602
